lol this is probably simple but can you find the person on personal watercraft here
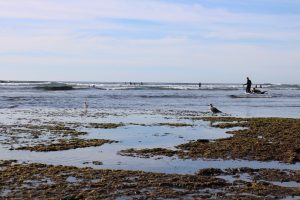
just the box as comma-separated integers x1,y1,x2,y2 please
244,77,252,93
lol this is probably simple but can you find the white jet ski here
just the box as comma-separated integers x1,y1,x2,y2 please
229,92,272,98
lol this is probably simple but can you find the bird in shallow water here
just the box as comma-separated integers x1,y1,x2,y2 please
209,104,222,114
83,99,88,114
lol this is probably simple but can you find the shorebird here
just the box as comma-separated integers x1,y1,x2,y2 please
209,104,222,114
84,99,88,113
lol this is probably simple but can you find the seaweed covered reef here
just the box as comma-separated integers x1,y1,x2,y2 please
15,138,116,152
120,117,300,163
0,162,299,199
0,122,122,152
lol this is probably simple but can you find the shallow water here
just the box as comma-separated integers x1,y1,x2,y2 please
0,110,299,174
0,82,299,174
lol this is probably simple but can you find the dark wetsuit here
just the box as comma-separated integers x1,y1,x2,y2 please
246,79,252,93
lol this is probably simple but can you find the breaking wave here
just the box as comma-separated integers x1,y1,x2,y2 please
269,84,300,90
0,81,299,91
35,82,75,91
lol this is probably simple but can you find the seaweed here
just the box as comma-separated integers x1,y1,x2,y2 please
119,117,300,163
157,123,194,127
87,123,124,129
0,162,298,199
16,139,117,152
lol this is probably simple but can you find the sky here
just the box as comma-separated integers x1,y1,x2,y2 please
0,0,300,83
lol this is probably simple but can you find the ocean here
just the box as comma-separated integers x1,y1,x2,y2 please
0,81,299,174
1,81,300,117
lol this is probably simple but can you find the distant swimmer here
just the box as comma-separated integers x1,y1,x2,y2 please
198,82,202,88
209,104,222,114
244,77,252,93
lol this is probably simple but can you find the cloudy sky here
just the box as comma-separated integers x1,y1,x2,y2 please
0,0,300,83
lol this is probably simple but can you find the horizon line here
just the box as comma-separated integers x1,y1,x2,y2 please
0,79,293,85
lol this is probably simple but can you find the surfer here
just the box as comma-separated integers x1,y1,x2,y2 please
198,82,201,88
244,77,252,93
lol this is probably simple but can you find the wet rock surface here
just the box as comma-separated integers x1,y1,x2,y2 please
0,162,299,199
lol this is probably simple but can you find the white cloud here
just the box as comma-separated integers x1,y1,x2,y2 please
1,0,299,42
0,0,230,22
0,0,299,82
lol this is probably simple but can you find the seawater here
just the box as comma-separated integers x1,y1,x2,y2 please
0,81,299,174
0,81,300,117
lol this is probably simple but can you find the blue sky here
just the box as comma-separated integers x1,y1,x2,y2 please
0,0,299,83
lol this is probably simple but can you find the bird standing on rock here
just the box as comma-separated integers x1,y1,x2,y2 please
209,104,222,114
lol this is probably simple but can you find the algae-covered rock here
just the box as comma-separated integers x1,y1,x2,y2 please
16,139,117,152
87,123,124,129
119,117,300,164
0,162,298,199
157,123,194,127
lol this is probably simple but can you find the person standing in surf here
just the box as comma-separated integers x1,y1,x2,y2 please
244,77,252,93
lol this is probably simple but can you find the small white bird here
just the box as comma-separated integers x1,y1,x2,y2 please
209,104,222,114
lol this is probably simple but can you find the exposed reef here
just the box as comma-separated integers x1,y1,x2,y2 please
120,117,300,163
16,139,117,152
0,162,299,199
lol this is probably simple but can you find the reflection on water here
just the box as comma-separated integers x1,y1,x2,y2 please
0,83,300,174
0,109,299,174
